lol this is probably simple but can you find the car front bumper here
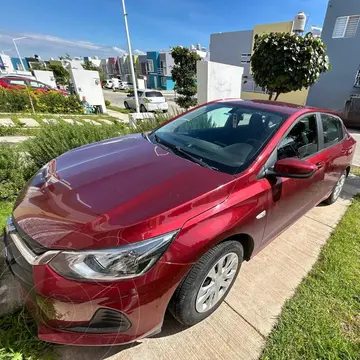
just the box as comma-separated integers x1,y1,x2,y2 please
3,217,190,345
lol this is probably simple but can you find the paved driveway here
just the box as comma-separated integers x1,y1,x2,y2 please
57,177,360,360
349,129,360,166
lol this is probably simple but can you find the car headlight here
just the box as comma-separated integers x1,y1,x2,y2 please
48,231,178,281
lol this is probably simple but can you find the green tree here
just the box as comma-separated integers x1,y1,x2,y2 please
251,32,330,100
48,63,70,86
171,46,201,109
82,60,106,83
30,62,47,71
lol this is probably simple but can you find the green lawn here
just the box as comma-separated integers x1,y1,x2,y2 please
0,201,54,360
351,165,360,177
0,201,12,228
107,105,133,114
260,194,360,360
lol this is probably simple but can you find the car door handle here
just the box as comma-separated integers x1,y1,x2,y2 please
341,149,347,155
316,162,325,169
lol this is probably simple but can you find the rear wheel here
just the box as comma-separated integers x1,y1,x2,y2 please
140,104,147,113
124,101,129,109
323,170,347,205
169,241,243,326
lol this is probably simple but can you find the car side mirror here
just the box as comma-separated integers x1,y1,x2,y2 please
266,158,317,179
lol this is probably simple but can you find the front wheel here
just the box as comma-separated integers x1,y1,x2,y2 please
323,170,347,205
124,101,129,109
169,241,243,326
140,104,147,113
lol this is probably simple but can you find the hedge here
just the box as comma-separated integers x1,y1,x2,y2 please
0,88,83,114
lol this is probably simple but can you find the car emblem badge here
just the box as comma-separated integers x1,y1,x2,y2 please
256,210,266,219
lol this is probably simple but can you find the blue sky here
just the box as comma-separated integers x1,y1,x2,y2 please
0,0,329,59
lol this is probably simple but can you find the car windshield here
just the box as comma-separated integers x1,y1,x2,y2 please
152,102,289,174
146,91,163,98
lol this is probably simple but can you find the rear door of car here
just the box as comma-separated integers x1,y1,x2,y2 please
261,112,327,245
126,91,135,108
28,80,49,92
318,113,348,196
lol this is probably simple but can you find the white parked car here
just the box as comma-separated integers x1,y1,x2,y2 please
118,81,134,90
124,90,169,113
104,79,113,89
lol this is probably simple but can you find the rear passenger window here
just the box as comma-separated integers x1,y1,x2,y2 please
321,114,344,148
278,114,319,160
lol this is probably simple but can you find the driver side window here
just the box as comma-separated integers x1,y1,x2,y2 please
278,114,319,160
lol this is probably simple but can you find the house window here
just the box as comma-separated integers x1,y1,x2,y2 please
241,53,251,57
147,59,154,72
241,60,251,64
332,15,360,38
161,77,166,86
160,60,165,69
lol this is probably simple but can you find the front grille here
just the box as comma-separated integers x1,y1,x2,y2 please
61,309,132,334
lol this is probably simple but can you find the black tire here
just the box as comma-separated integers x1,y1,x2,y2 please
140,104,147,113
323,170,347,205
163,110,168,113
169,241,243,326
124,101,129,109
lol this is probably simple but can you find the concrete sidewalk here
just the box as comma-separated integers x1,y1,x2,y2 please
57,176,360,360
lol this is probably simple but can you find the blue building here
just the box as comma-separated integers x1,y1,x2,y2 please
11,57,29,71
144,51,175,90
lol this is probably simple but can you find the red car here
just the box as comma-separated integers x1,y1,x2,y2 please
4,100,356,345
0,76,68,95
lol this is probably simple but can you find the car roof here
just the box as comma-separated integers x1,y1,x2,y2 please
138,89,163,92
218,99,330,115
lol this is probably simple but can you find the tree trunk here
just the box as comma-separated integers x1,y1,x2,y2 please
274,92,281,101
268,91,273,101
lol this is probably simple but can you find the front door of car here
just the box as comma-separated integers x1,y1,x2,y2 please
261,113,327,245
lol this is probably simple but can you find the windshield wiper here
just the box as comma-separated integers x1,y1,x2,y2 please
154,134,214,170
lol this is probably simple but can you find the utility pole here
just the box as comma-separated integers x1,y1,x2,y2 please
121,0,140,113
13,37,27,71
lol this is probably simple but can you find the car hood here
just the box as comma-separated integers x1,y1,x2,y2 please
13,134,234,250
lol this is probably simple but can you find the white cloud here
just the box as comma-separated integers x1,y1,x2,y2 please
133,49,146,55
0,30,144,59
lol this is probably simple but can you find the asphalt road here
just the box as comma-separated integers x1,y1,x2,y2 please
103,89,180,113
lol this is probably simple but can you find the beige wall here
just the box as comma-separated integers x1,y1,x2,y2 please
247,20,308,105
241,88,309,105
252,21,294,50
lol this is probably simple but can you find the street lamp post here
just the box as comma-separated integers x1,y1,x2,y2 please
121,0,140,113
12,37,27,71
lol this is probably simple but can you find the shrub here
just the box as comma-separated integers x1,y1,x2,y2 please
23,122,130,168
0,88,83,114
131,112,174,133
105,100,111,106
0,88,32,113
0,145,35,201
32,91,83,114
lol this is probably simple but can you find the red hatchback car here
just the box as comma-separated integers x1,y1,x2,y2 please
0,76,68,95
4,100,356,345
